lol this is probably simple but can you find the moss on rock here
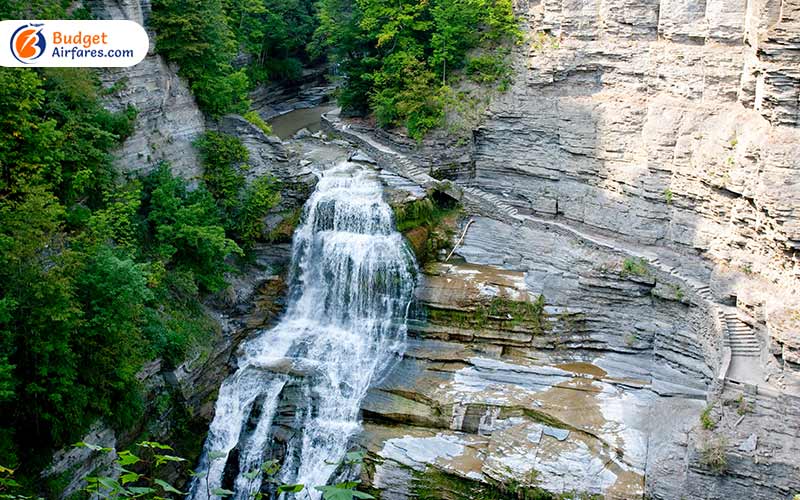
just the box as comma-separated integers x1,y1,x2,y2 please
426,295,548,335
392,189,461,263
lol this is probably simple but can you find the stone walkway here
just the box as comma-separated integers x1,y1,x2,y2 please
325,111,775,394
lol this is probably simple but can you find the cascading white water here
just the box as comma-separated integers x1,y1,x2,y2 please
190,162,416,500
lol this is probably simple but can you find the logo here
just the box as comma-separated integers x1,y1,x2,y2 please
1,20,148,68
10,23,46,63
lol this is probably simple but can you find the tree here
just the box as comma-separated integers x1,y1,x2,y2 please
74,246,152,428
0,69,62,198
195,131,249,214
314,0,520,137
228,0,317,82
151,0,250,116
144,164,242,292
236,175,281,245
430,0,482,84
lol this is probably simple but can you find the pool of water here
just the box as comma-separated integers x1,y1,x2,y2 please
269,104,337,139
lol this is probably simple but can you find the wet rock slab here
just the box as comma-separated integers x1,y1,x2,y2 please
359,345,704,499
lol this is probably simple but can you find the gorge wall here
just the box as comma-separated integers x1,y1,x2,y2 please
468,0,800,385
89,0,205,180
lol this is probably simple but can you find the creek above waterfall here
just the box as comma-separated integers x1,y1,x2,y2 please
190,161,417,500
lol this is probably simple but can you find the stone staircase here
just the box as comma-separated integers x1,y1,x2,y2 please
461,186,522,221
725,312,760,357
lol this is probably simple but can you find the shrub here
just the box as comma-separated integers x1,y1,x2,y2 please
700,435,728,474
236,175,282,246
620,258,648,278
151,0,250,117
194,131,249,213
466,54,512,84
143,164,242,292
700,404,716,430
243,111,272,135
530,31,560,52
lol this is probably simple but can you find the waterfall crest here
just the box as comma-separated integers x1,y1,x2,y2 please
190,162,417,500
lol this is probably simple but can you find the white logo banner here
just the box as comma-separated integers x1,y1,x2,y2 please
0,20,149,67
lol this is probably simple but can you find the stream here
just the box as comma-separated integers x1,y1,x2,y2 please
269,105,337,140
189,161,417,500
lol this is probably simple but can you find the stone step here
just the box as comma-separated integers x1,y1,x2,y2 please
726,321,749,327
729,343,760,350
728,334,757,340
730,351,759,357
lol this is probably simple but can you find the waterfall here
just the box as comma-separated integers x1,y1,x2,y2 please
190,162,417,500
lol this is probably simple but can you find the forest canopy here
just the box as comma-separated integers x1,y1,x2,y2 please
314,0,521,138
149,0,520,136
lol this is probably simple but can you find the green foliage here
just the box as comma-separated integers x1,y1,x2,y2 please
151,0,321,114
530,31,560,52
195,132,282,248
0,65,144,469
428,295,548,334
663,188,674,205
195,131,249,213
0,465,42,500
466,53,512,86
394,198,437,233
77,441,188,498
392,190,460,262
151,0,250,116
314,0,521,137
700,404,716,430
737,397,751,415
487,295,548,330
0,67,135,204
236,175,282,246
620,257,648,278
371,54,445,140
414,467,598,500
0,63,235,475
227,0,317,84
73,247,152,428
243,111,273,135
699,435,728,474
267,207,303,243
669,284,684,301
144,164,243,292
316,482,375,500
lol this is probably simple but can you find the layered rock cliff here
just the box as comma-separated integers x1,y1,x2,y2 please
89,0,206,179
469,0,800,385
